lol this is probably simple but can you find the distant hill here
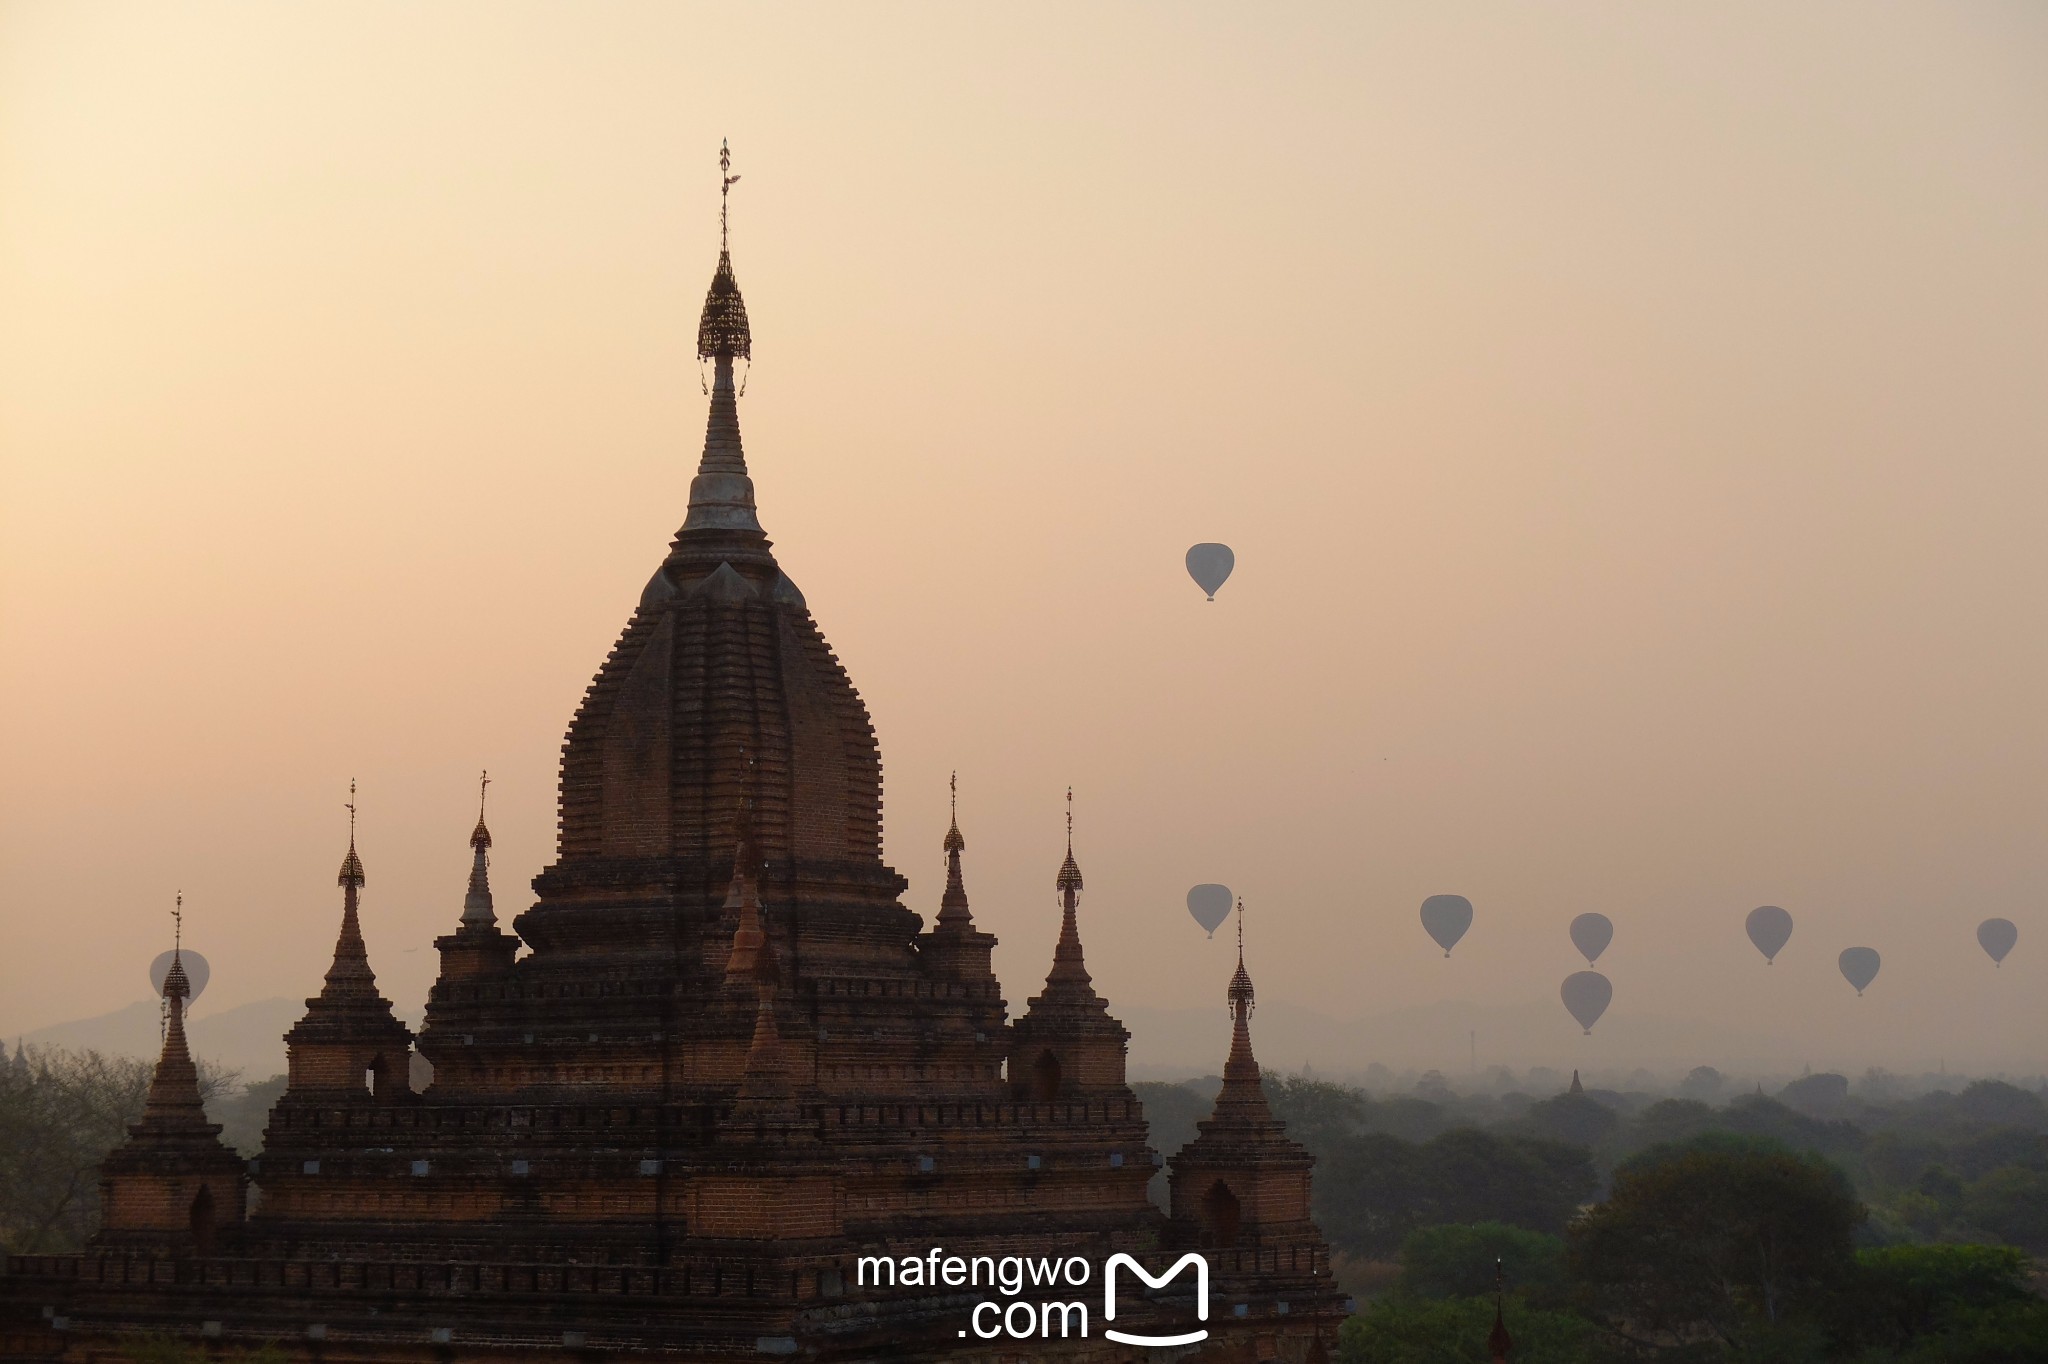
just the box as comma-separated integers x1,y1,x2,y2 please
21,997,304,1080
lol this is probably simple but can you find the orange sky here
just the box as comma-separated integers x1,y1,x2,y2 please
4,2,2047,1075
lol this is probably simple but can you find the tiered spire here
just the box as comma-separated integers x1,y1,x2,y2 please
459,770,495,929
321,781,380,999
1214,898,1273,1121
1044,787,1093,993
683,140,762,538
138,893,210,1130
935,772,974,932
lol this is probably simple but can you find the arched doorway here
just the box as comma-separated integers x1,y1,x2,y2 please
188,1185,216,1254
1031,1050,1061,1102
1201,1180,1241,1248
367,1053,393,1102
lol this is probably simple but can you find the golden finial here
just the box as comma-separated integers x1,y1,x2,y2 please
173,890,182,954
944,771,965,855
478,769,490,821
720,139,741,253
338,779,367,889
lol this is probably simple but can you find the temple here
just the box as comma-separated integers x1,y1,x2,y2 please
0,146,1342,1362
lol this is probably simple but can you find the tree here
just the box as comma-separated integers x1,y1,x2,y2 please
1337,1293,1593,1364
1399,1222,1566,1305
1677,1066,1724,1102
1961,1166,2048,1252
1567,1135,1864,1353
1316,1132,1425,1258
1266,1074,1370,1150
1621,1099,1717,1157
1315,1129,1596,1258
1841,1244,2048,1363
1950,1080,2048,1130
1514,1091,1620,1150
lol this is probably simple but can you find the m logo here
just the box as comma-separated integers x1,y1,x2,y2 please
1102,1252,1209,1347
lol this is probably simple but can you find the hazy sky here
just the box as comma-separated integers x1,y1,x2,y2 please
4,2,2047,1075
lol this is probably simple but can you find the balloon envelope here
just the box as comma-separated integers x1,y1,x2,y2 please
1977,918,2018,966
1187,884,1233,939
1561,971,1612,1034
1420,895,1473,957
1746,905,1794,963
1838,946,1881,995
1569,913,1614,964
148,949,209,1004
1185,543,1235,600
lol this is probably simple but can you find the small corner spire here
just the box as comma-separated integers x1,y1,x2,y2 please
1044,787,1093,993
1215,895,1271,1117
141,890,205,1126
460,768,496,929
322,780,379,997
937,771,974,932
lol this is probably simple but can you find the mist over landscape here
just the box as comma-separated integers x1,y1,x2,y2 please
4,4,2048,1360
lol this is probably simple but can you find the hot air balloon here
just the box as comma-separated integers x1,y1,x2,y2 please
1187,884,1233,939
1746,905,1793,964
1838,947,1880,996
148,949,210,1005
1977,918,2018,967
1569,913,1613,965
1561,971,1612,1034
1185,544,1235,600
1420,895,1473,957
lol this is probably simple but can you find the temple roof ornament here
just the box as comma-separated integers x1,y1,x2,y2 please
138,893,208,1130
1055,786,1084,895
681,141,763,539
337,778,365,890
696,140,751,362
320,781,381,1000
1044,787,1094,993
935,771,976,932
460,769,495,929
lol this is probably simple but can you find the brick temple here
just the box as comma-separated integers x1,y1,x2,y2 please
1,162,1344,1363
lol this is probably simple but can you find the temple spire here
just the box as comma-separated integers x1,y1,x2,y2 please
1216,898,1273,1119
459,769,495,929
684,140,762,537
1045,787,1092,992
322,780,380,999
139,893,208,1128
936,771,974,931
